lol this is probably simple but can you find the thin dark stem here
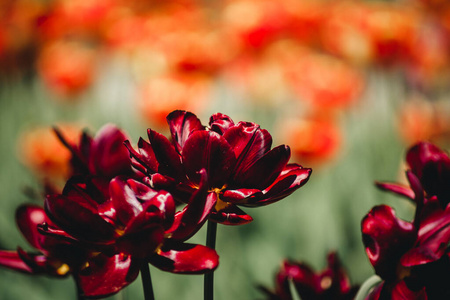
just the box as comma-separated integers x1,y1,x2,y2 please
75,279,85,300
140,263,155,300
204,220,217,300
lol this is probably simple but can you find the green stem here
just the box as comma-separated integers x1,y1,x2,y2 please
140,263,155,300
204,220,217,300
354,275,382,300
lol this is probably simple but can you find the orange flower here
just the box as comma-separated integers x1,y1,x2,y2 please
285,51,364,110
137,74,211,128
278,116,342,166
37,40,97,97
17,124,82,184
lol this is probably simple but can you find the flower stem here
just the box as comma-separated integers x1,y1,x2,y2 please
140,263,155,300
204,220,217,300
354,275,382,300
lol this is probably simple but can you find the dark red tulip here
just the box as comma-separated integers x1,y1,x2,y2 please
259,252,358,300
54,123,133,179
125,110,312,225
0,171,218,298
363,142,450,299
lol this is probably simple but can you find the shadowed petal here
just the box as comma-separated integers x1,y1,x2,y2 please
150,243,219,274
182,131,235,187
240,165,312,206
361,205,416,281
209,205,253,225
76,253,140,298
147,129,184,180
167,170,217,241
88,124,131,177
209,112,234,135
45,194,116,243
167,110,204,154
233,145,290,189
223,122,272,176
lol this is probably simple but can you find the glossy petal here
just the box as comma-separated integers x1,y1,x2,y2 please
45,194,116,243
88,124,131,177
76,253,140,298
167,170,217,241
0,250,33,273
239,165,312,206
124,138,158,175
375,182,415,200
222,122,272,177
209,112,234,135
233,145,290,189
147,129,184,180
209,205,253,225
167,110,203,154
361,205,416,280
16,205,46,250
406,142,450,207
150,243,218,274
182,131,236,187
391,280,428,300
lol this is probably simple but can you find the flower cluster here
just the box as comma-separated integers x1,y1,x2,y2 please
259,252,359,300
362,142,450,299
0,110,311,298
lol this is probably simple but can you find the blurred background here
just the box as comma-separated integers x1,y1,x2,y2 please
1,0,450,299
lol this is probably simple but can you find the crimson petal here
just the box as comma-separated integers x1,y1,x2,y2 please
209,205,253,225
147,129,184,180
167,110,204,154
16,205,47,250
209,112,234,134
167,170,217,241
88,124,131,177
233,145,290,189
182,131,236,187
150,243,218,274
375,182,415,201
361,205,416,280
45,194,116,243
223,122,272,176
241,165,312,206
0,250,33,273
76,253,140,298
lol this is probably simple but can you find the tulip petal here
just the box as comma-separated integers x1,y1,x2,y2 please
0,250,33,274
375,182,415,200
45,194,116,243
241,165,312,206
76,253,140,298
147,129,184,180
223,122,272,176
16,205,47,250
209,112,234,134
88,124,131,177
209,205,253,225
167,170,217,240
233,145,290,189
150,243,219,274
182,131,236,187
361,205,416,280
167,110,204,154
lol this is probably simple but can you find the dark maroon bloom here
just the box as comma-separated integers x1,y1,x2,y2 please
259,252,358,300
377,142,450,208
362,142,450,299
125,110,311,225
0,171,218,298
54,123,133,179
